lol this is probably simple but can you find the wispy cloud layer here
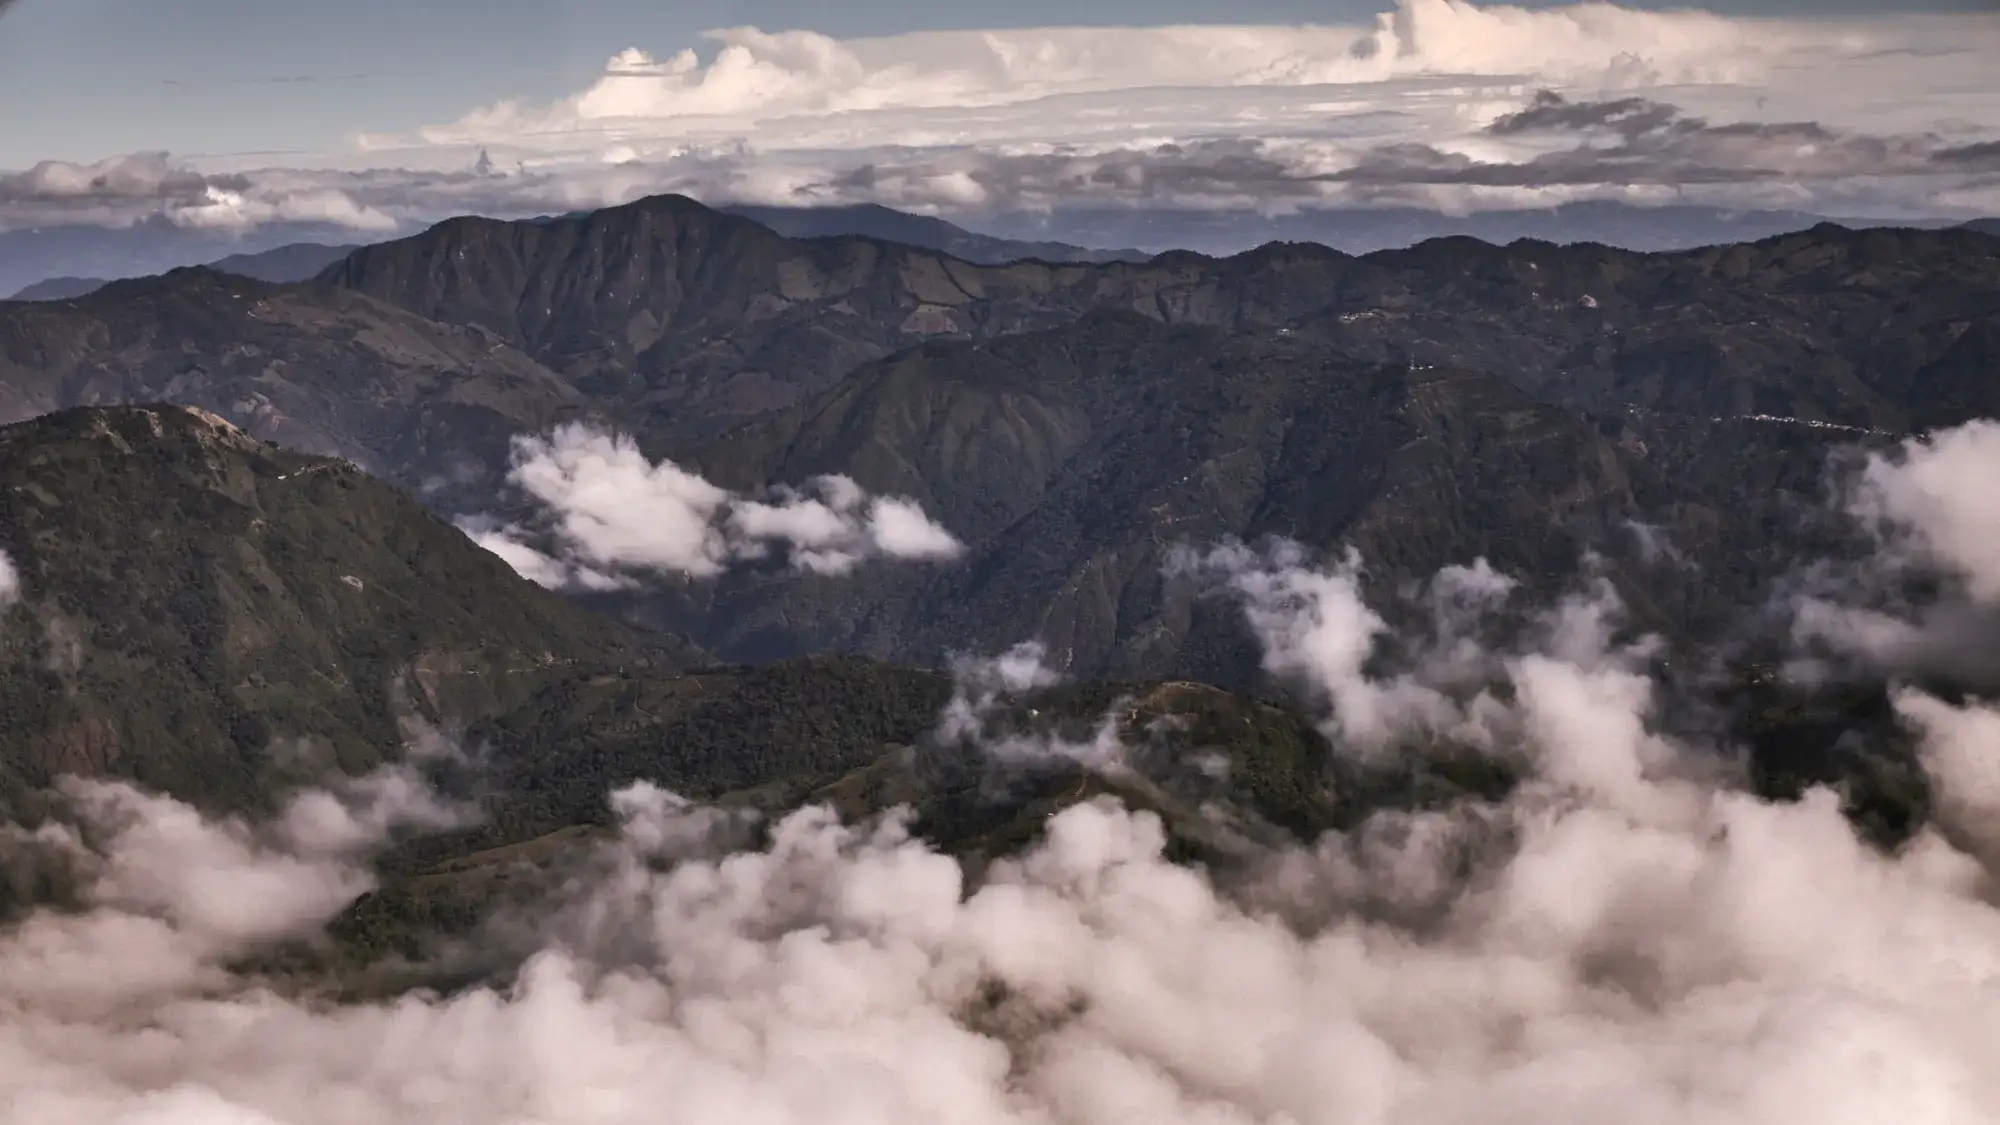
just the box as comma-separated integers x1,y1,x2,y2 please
4,0,1996,233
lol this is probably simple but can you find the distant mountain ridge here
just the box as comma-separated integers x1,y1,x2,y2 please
3,202,1137,301
0,218,382,301
7,240,359,301
0,206,1983,987
12,198,1986,301
8,276,104,301
717,202,1150,264
979,200,1979,256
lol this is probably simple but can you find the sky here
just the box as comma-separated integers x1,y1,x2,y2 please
3,0,1996,165
1,0,1997,229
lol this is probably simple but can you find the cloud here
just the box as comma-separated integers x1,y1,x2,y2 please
0,746,473,1025
1792,420,2000,682
929,641,1129,772
14,471,2000,1120
0,152,401,232
306,0,2000,220
460,423,963,589
6,2,1997,234
457,518,615,592
1170,542,1530,756
1366,88,1942,190
422,2,1857,145
729,475,966,576
502,424,734,579
1852,420,2000,603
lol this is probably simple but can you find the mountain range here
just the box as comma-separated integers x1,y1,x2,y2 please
0,182,1989,990
4,194,1996,683
0,405,1523,964
11,198,1993,302
8,241,361,301
0,218,377,302
0,405,702,814
0,400,1937,985
716,202,1149,264
1,203,1141,302
976,201,1920,257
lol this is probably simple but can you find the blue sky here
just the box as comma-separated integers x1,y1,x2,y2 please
1,0,1993,168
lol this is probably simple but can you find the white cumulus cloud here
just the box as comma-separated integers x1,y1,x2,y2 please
1792,419,2000,682
461,423,964,588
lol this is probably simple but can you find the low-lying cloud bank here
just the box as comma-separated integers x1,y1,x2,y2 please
4,419,2000,1121
0,736,472,1029
459,423,963,589
6,0,1996,233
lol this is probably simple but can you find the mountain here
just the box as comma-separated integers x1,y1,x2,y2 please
0,405,699,815
719,202,1149,264
0,407,1536,980
0,217,390,303
6,241,360,301
976,201,1960,257
4,197,1999,682
197,241,360,283
324,674,1464,979
0,298,1957,1007
0,267,588,489
589,304,1911,680
9,276,107,301
316,193,1223,447
1961,217,2000,237
0,405,1336,844
643,312,1651,677
320,200,2000,438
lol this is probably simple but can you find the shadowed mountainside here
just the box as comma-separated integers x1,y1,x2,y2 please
319,197,2000,440
0,196,1995,682
0,405,699,813
0,268,587,489
0,222,370,300
612,312,1648,677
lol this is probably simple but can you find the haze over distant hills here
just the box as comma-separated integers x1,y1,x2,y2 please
12,197,1995,301
0,219,382,301
4,201,1147,300
983,201,1979,257
7,241,361,301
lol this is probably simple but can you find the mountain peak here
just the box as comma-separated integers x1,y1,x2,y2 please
4,402,267,457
